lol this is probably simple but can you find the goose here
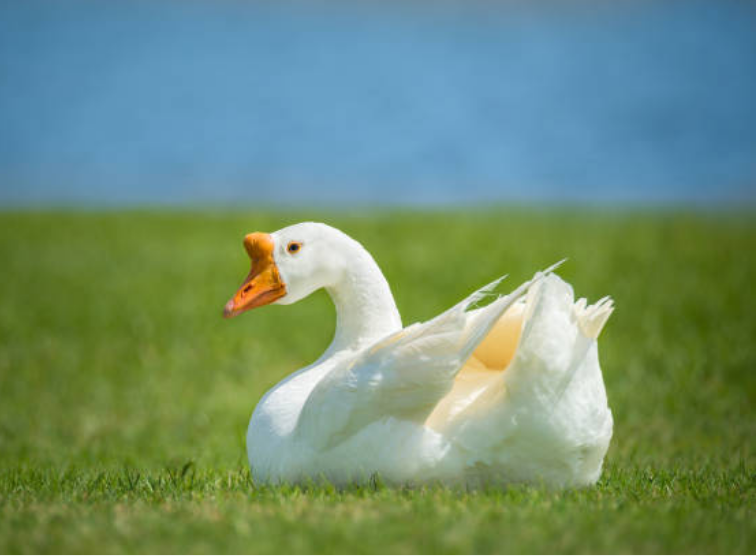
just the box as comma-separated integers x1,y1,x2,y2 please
224,222,614,488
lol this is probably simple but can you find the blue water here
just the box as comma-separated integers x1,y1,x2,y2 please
0,0,755,206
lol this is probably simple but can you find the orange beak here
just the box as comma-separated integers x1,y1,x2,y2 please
223,232,286,319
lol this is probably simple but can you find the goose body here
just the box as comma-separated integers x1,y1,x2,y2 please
225,223,614,488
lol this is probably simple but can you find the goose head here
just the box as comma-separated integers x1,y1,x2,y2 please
223,222,350,318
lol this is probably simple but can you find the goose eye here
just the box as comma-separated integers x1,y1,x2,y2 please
287,241,302,254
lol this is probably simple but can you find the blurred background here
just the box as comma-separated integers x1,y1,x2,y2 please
1,3,755,551
1,0,755,207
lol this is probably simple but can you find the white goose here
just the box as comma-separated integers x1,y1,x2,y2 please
224,222,614,488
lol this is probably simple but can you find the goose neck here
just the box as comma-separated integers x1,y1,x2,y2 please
325,249,402,353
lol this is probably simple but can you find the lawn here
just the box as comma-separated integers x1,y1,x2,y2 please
0,208,753,553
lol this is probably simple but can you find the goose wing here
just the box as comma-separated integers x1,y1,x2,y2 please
294,265,560,450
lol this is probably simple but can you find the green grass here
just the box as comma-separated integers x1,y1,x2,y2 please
0,208,754,553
